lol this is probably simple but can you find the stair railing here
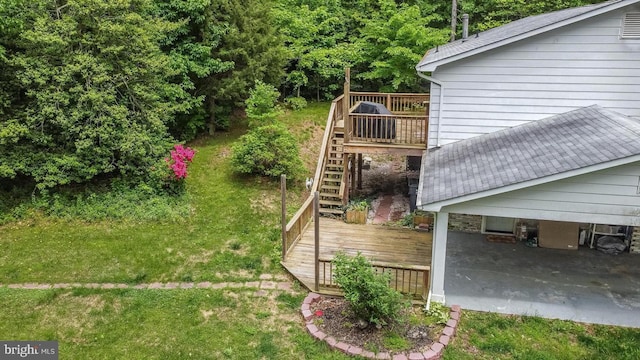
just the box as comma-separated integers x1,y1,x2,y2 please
283,95,343,260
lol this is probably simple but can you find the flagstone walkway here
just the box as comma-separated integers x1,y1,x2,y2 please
0,274,296,297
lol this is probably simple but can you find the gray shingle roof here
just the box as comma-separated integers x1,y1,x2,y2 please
420,105,640,206
416,0,636,71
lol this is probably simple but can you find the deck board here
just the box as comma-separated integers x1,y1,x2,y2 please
282,218,432,295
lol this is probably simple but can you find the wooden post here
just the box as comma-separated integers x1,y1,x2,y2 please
350,155,356,198
357,153,363,190
281,174,287,260
386,93,391,111
342,152,349,205
343,67,351,142
314,191,320,292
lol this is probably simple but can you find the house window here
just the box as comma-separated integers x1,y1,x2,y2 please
621,12,640,39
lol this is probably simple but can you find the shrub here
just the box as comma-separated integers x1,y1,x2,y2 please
333,252,406,327
425,302,450,325
284,96,307,110
245,80,282,128
231,124,304,180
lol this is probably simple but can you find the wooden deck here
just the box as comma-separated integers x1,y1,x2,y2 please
282,218,433,299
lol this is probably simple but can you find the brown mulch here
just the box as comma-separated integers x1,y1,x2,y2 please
310,296,443,355
486,234,516,244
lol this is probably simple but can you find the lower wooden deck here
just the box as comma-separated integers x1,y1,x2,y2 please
282,218,433,295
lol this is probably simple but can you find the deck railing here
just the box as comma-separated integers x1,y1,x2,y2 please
345,92,429,146
349,92,429,114
283,96,342,259
318,258,430,301
348,114,428,146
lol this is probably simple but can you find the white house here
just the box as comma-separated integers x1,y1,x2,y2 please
414,0,640,317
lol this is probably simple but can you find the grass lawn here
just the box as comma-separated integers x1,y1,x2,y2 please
1,101,639,359
444,311,640,360
0,287,349,360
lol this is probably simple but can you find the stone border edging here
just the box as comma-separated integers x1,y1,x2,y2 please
301,292,461,360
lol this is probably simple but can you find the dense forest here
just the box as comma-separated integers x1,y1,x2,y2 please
0,0,603,193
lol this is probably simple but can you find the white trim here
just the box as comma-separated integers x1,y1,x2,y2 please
416,150,428,208
416,0,640,72
430,212,449,306
481,216,516,235
419,154,640,212
429,291,446,304
416,72,445,148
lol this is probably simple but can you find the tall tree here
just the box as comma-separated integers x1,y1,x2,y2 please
357,0,449,92
152,0,233,141
207,0,287,129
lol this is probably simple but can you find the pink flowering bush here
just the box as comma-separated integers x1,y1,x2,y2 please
166,144,196,179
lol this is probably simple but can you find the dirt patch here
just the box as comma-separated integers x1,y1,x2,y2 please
357,154,409,197
354,154,413,225
250,192,277,212
311,297,442,355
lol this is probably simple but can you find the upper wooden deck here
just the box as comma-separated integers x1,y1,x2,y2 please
339,92,429,156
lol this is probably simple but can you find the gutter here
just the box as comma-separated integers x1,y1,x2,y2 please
416,71,444,147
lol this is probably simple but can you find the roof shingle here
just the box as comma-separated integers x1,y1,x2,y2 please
420,105,640,206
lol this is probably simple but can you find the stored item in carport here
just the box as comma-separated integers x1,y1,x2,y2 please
596,236,627,255
538,220,579,250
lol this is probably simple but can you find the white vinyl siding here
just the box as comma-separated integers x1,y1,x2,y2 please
428,5,640,148
441,163,640,226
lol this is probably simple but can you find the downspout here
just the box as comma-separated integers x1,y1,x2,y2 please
416,71,444,147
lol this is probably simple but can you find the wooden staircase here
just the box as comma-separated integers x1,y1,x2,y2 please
319,130,347,216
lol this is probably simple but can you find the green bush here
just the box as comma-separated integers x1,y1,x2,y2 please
231,124,304,180
284,96,308,110
245,81,282,128
333,252,406,327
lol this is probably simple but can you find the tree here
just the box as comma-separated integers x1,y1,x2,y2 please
0,0,195,189
357,1,449,92
152,0,233,141
207,0,287,129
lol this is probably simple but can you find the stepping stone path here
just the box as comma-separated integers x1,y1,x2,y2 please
0,274,294,297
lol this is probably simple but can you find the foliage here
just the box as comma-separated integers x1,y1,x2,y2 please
284,96,308,111
346,199,369,211
382,332,411,351
245,81,283,128
425,302,450,325
357,1,449,92
332,252,406,327
460,0,604,33
231,124,304,180
207,0,287,126
151,0,233,141
0,0,195,191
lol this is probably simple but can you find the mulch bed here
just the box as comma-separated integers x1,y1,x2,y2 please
310,296,443,355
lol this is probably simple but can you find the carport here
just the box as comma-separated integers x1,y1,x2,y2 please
445,231,640,327
417,106,640,326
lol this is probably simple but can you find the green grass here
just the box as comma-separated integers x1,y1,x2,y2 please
0,287,349,360
442,311,640,360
